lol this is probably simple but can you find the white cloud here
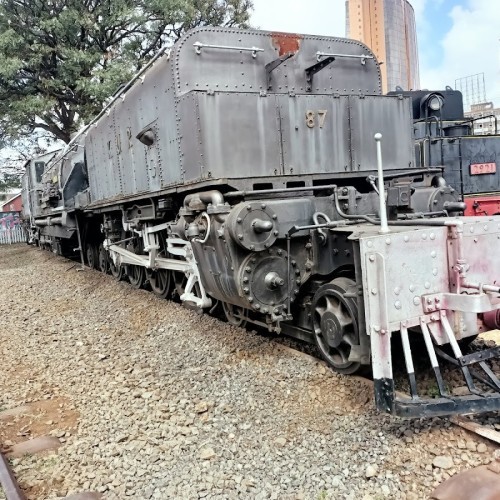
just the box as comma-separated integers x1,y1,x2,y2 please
419,0,500,103
250,0,346,38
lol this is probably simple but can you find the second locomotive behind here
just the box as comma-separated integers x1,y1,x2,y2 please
23,28,500,418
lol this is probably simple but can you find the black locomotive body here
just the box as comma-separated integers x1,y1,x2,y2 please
21,28,500,418
389,87,500,216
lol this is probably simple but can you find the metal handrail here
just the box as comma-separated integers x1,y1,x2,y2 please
193,42,264,58
316,51,374,65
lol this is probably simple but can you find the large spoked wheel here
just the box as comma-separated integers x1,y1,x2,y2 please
150,269,173,299
127,265,146,289
98,244,109,274
312,277,361,375
86,243,99,269
222,302,247,328
110,260,125,281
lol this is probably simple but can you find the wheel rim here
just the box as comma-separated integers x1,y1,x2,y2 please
222,302,247,327
127,265,145,289
86,245,95,268
110,260,123,280
98,245,109,273
150,269,172,298
312,277,361,374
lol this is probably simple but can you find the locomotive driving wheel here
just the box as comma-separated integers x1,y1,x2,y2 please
98,244,109,274
149,269,173,299
127,265,146,289
86,243,99,269
312,277,361,375
222,302,247,328
110,260,125,281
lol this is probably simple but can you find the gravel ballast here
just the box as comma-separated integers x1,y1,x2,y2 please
0,245,497,499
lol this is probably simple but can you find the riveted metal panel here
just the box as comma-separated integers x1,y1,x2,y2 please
180,91,282,182
457,137,500,196
113,91,148,195
172,27,382,98
87,114,121,201
277,94,350,175
85,50,182,204
350,95,414,172
456,217,500,286
358,224,450,332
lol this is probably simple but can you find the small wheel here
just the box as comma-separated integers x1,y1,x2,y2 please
86,243,98,269
110,260,125,281
98,244,109,274
127,265,146,289
150,269,173,299
312,277,362,375
222,302,247,328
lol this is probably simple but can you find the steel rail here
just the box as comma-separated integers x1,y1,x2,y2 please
0,451,26,500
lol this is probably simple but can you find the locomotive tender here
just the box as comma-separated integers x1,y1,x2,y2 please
22,28,500,417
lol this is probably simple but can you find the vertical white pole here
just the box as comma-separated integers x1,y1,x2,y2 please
374,133,389,233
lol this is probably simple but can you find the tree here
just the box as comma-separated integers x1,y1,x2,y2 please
0,0,253,144
0,131,60,186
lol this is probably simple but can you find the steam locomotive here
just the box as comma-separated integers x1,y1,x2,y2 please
389,87,500,215
21,28,500,417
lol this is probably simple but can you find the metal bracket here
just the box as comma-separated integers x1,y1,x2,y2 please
304,56,335,92
422,292,500,313
265,52,294,89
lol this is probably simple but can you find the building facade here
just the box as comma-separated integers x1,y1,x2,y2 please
1,192,22,213
464,102,500,136
346,0,420,93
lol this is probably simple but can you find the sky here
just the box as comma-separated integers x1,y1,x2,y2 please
250,0,500,106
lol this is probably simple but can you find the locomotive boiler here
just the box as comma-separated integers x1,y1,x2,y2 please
22,28,500,418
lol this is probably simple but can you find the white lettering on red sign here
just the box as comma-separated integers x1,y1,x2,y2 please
470,163,497,175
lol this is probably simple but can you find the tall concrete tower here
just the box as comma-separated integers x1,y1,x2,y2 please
346,0,420,93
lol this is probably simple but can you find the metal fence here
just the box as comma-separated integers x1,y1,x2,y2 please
0,226,26,245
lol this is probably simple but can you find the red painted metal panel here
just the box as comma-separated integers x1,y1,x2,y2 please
464,194,500,216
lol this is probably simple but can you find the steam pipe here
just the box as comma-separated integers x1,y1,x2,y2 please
183,190,224,210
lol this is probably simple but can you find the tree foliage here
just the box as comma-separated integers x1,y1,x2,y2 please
0,0,253,144
0,132,57,185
